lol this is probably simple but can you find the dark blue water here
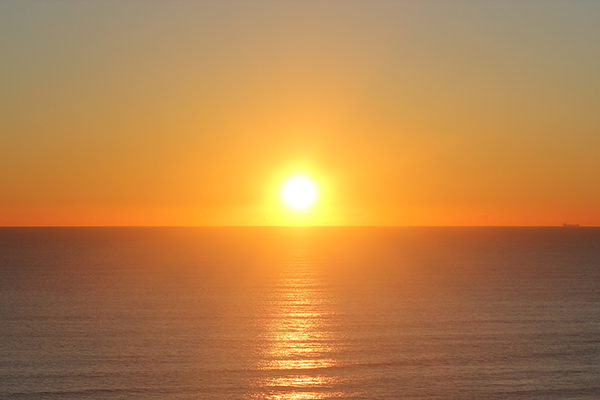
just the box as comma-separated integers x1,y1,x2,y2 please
1,227,599,399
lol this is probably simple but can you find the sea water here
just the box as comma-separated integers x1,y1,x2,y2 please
1,227,599,399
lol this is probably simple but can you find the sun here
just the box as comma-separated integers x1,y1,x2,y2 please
281,175,317,210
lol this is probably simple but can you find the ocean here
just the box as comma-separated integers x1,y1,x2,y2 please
1,227,599,399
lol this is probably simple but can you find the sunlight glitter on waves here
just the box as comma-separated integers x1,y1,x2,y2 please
275,311,329,319
265,375,334,388
260,358,337,371
249,392,349,400
249,255,349,399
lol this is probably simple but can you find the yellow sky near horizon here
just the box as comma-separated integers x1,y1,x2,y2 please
1,1,599,226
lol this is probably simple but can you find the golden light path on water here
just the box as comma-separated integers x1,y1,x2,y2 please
248,250,350,399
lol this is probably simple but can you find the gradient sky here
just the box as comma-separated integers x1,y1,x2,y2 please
1,1,599,226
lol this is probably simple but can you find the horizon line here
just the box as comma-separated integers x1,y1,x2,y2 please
0,225,596,228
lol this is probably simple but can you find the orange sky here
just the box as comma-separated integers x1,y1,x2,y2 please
1,1,599,226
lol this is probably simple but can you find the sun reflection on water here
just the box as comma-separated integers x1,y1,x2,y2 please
249,252,348,399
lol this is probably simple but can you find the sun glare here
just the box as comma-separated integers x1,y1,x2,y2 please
282,176,317,211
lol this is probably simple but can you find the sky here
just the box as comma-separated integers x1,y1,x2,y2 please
1,0,599,226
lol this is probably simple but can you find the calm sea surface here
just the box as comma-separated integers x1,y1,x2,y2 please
1,227,599,399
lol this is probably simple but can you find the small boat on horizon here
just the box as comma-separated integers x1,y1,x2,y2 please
562,223,580,228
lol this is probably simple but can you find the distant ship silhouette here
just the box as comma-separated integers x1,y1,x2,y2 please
562,223,580,228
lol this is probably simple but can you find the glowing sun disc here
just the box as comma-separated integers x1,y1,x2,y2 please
282,176,317,210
